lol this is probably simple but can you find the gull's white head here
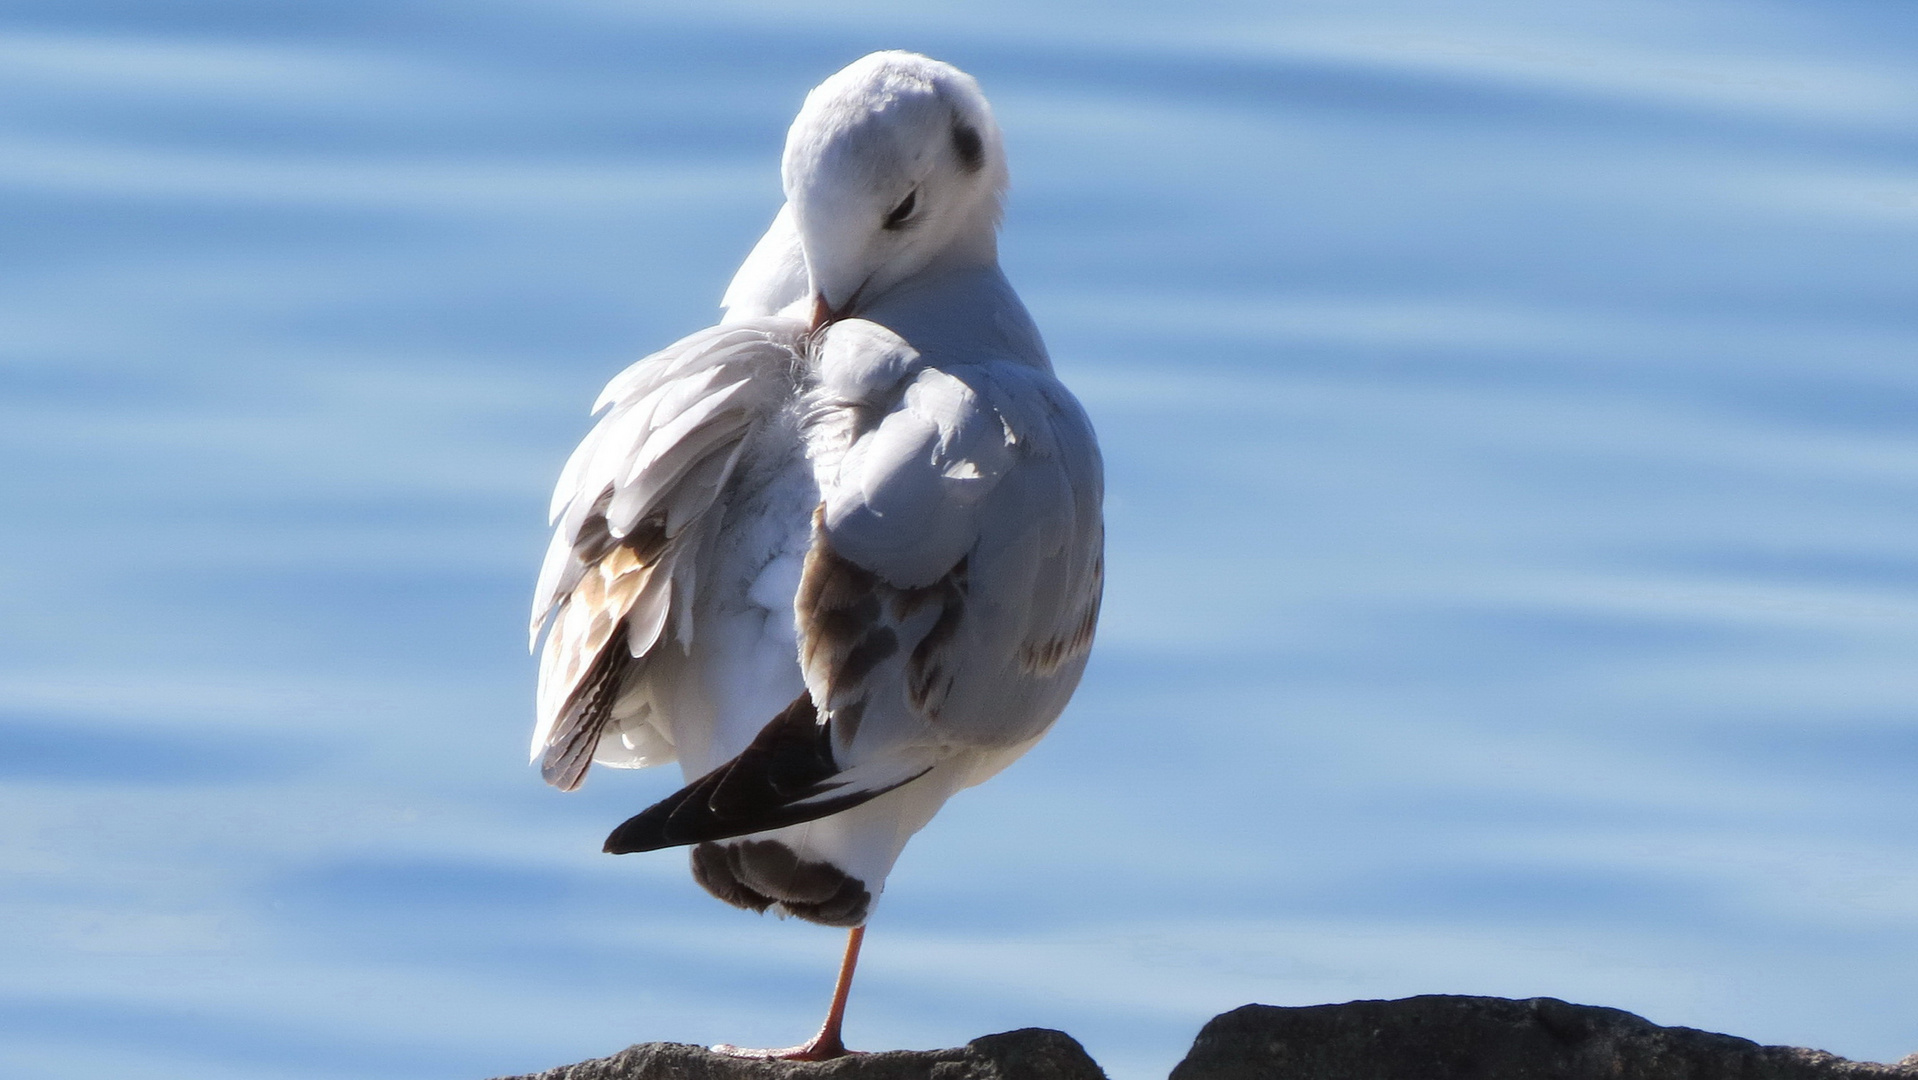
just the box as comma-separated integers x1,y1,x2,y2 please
782,52,1009,328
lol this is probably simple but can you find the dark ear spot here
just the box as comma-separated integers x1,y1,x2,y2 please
951,122,984,173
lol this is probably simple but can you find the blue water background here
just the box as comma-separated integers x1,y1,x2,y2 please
3,2,1915,1078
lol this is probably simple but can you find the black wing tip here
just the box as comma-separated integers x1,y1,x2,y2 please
603,805,679,853
601,774,929,855
602,830,652,854
601,691,934,854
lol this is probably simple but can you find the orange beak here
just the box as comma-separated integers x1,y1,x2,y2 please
809,285,865,333
810,294,837,332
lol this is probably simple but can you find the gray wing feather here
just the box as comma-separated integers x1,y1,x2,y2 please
529,318,807,789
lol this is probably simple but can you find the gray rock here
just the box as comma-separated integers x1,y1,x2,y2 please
492,1028,1106,1080
1170,995,1918,1080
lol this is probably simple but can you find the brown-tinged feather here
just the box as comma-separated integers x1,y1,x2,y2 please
905,558,967,716
797,506,894,705
540,640,628,791
796,506,979,722
1019,558,1102,676
537,496,679,791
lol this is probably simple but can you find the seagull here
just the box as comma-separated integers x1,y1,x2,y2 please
528,51,1103,1060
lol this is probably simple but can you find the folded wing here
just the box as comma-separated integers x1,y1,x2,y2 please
798,319,1105,779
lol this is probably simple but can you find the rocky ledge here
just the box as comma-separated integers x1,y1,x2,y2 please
1172,995,1918,1080
494,1027,1104,1080
496,995,1918,1080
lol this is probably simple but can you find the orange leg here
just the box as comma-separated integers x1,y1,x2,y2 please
713,925,865,1061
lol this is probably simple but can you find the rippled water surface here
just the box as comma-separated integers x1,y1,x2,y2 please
4,2,1916,1078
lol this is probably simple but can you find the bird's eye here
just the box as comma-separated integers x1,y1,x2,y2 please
882,189,918,230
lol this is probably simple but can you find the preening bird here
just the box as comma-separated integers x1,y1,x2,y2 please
529,51,1103,1059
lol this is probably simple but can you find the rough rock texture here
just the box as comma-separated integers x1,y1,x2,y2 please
492,1028,1105,1080
1170,995,1918,1080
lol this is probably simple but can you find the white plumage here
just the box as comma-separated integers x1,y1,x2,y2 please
527,50,1102,1056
